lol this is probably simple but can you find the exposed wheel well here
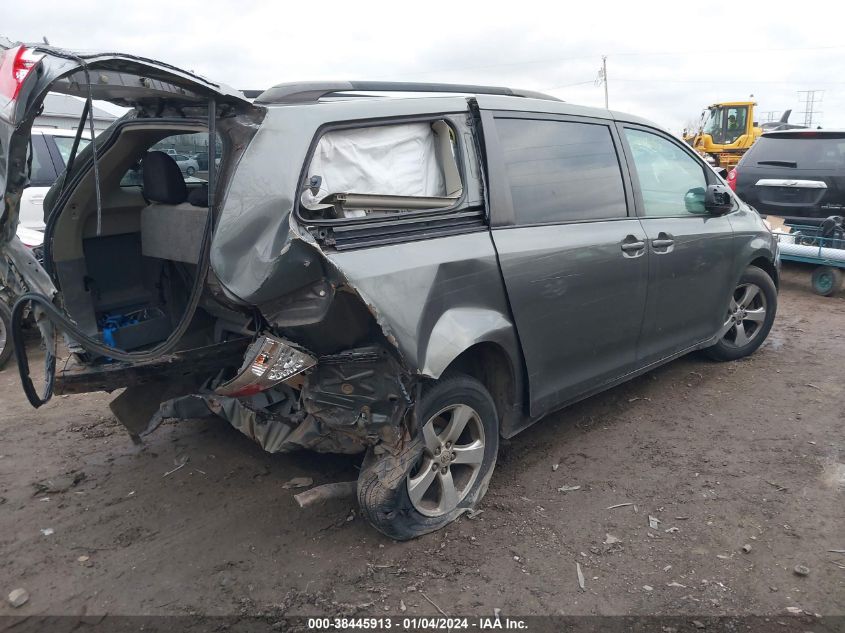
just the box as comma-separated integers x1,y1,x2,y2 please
750,256,779,288
441,342,516,432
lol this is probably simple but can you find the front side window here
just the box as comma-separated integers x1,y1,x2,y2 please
624,128,708,217
495,118,627,225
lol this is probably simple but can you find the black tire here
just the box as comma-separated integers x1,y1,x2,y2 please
0,299,13,370
811,266,843,297
704,265,777,362
186,166,196,176
357,375,499,541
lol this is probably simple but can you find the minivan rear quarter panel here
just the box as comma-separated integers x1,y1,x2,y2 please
211,96,473,305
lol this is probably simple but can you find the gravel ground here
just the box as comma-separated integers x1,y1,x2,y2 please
0,263,842,621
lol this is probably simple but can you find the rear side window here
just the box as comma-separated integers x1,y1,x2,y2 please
300,120,463,220
27,134,58,187
495,118,627,224
52,136,91,167
746,135,845,170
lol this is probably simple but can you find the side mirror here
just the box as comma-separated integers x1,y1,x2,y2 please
704,184,733,215
684,187,706,213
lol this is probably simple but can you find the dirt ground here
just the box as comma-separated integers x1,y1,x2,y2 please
0,263,843,621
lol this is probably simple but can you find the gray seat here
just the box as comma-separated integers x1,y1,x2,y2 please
140,151,208,264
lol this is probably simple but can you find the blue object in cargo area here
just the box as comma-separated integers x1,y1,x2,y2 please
99,312,141,350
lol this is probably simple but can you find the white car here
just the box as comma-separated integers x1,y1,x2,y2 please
172,153,199,176
20,127,91,231
15,225,44,249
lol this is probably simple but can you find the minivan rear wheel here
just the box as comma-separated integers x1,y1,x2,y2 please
357,375,498,540
0,300,13,369
704,266,777,362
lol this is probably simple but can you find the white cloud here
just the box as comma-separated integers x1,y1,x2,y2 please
3,0,845,131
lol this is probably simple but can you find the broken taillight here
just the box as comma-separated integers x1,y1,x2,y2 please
215,334,317,398
0,45,44,115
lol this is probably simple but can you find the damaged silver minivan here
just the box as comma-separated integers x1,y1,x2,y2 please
0,41,780,539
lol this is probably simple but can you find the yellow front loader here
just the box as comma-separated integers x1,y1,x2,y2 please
683,102,797,170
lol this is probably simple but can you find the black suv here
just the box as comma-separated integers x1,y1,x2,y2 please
730,130,845,223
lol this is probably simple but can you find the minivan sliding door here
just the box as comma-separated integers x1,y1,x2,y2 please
482,112,649,419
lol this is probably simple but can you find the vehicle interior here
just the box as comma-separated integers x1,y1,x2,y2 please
48,122,242,358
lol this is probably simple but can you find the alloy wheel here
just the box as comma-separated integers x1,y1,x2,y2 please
406,403,486,517
718,282,768,348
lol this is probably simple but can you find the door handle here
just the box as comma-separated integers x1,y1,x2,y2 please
621,235,646,257
651,232,675,253
621,241,646,252
651,239,674,248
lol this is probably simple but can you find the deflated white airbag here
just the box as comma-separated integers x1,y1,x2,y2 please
303,122,448,208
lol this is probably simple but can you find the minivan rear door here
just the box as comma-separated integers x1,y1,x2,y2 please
734,132,845,221
0,39,255,244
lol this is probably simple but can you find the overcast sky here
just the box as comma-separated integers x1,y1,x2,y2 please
4,0,845,133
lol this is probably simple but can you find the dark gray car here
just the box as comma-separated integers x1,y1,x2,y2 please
0,42,780,539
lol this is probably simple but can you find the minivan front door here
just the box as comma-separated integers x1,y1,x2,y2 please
620,125,736,364
482,112,649,418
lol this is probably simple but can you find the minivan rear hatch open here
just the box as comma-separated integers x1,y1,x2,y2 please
0,37,254,244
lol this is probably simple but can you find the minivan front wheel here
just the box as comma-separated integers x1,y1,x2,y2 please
705,266,777,361
357,375,498,540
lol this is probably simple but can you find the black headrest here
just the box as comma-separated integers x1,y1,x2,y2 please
187,184,209,207
143,151,188,204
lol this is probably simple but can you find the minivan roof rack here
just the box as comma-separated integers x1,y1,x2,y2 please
249,81,563,105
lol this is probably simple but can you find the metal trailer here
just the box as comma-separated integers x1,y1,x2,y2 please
775,224,845,296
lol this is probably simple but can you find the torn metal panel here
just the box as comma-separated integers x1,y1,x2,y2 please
152,392,366,454
109,379,202,440
0,237,57,299
322,232,521,377
303,346,410,439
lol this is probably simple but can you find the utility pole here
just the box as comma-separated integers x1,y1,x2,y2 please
797,90,823,128
595,56,608,109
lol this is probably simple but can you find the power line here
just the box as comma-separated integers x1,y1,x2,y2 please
402,44,845,78
603,78,845,85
